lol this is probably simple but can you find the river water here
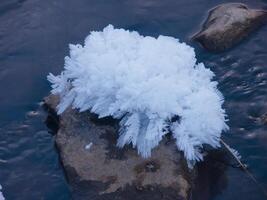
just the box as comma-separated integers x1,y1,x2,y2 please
0,0,267,199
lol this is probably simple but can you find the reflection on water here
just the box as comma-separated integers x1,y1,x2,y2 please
0,0,267,199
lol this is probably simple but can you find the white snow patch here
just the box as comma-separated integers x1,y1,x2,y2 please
85,142,93,150
0,185,5,200
48,25,228,165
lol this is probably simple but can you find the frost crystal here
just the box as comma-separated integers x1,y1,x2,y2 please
48,25,228,164
85,142,93,150
0,185,4,200
228,146,242,160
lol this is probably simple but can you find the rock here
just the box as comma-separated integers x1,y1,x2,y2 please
44,95,192,200
193,3,267,52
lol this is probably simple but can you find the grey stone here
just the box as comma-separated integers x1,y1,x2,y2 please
193,3,267,52
44,95,192,200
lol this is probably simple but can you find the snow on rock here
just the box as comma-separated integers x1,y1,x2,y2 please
48,25,228,165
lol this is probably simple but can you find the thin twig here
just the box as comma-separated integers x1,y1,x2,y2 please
220,139,267,198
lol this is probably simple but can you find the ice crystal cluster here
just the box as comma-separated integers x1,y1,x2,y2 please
48,25,228,164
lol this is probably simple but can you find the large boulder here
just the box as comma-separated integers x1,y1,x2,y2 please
44,95,192,200
193,3,267,52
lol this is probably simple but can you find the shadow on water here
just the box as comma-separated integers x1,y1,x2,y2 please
0,0,267,199
191,148,267,200
192,150,229,200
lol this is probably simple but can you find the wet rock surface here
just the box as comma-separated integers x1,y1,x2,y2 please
193,3,267,52
44,95,192,200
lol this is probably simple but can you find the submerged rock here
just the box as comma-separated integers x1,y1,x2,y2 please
193,3,267,52
44,95,192,200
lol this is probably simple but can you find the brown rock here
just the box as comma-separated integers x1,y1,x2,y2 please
193,3,267,52
44,95,192,200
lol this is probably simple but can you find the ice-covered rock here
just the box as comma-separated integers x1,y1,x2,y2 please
48,25,228,164
44,95,191,200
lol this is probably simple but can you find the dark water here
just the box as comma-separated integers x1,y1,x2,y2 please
0,0,267,199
